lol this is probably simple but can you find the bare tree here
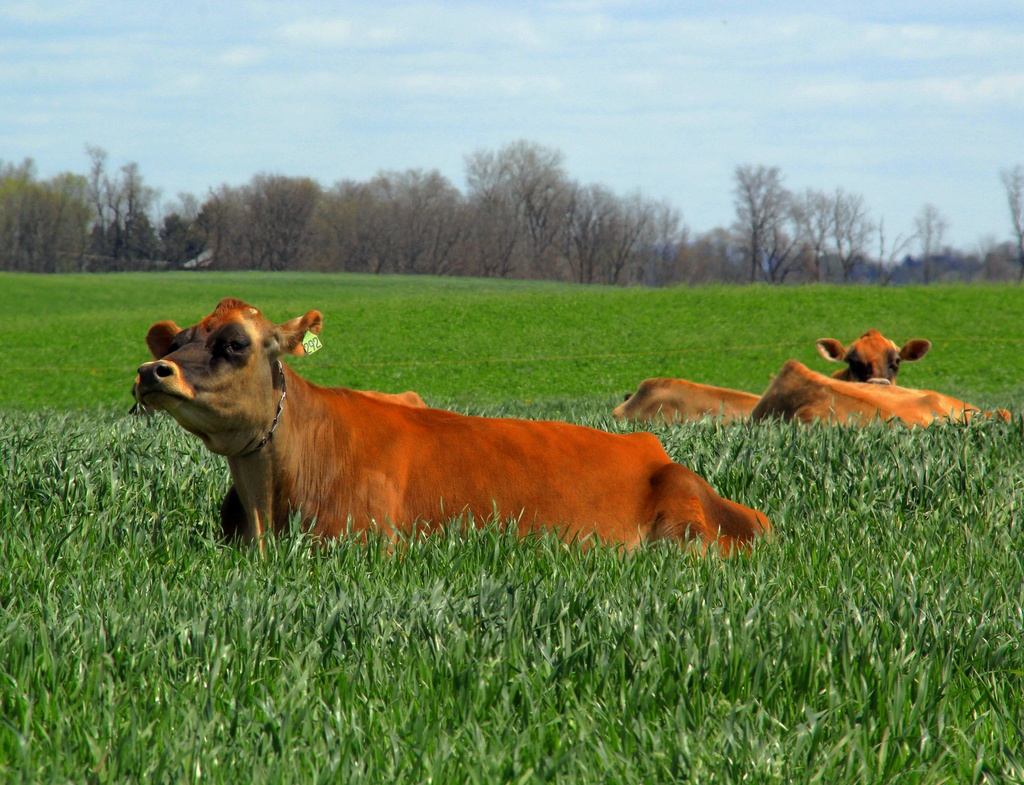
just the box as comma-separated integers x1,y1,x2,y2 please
56,139,1024,287
561,183,613,284
732,164,793,283
200,184,249,269
615,194,686,286
82,148,160,270
169,191,201,224
513,143,571,278
244,175,321,271
601,190,644,285
763,218,800,283
914,203,948,284
791,188,834,282
463,152,524,278
559,185,681,285
1001,165,1024,282
461,188,521,278
116,162,160,265
874,217,913,286
359,169,463,275
464,141,571,279
310,180,375,273
311,172,465,276
673,228,744,284
636,198,687,286
831,189,873,282
85,145,109,239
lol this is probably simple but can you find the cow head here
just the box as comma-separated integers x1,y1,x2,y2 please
815,329,930,384
134,298,322,456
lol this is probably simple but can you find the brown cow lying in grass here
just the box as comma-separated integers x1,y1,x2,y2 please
751,360,1010,427
615,329,931,425
613,377,760,424
133,298,771,554
357,390,427,408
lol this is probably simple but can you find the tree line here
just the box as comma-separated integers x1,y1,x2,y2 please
3,141,1023,285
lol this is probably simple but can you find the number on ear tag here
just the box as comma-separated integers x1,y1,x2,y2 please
302,330,323,354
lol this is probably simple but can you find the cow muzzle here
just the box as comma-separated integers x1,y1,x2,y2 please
135,360,194,408
865,378,892,386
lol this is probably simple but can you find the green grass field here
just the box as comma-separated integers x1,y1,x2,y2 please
2,271,1023,411
2,273,1023,783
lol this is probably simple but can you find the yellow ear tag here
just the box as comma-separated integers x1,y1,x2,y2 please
302,330,323,355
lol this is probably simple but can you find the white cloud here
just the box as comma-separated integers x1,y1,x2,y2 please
922,73,1024,105
793,71,1024,110
0,1,90,25
219,46,267,68
280,18,356,47
398,72,563,100
861,22,1024,61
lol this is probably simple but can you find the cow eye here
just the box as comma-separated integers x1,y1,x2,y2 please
214,336,250,360
166,335,187,356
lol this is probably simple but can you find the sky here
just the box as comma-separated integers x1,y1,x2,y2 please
3,0,1023,251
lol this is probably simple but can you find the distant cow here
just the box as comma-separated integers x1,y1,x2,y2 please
751,360,1008,427
816,329,931,384
351,389,426,408
133,298,771,554
613,378,760,424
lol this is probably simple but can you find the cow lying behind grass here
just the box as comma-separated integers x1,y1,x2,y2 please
751,360,1010,427
134,298,771,554
613,377,760,424
614,329,930,426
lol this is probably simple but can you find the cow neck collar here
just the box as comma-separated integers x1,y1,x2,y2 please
245,359,286,456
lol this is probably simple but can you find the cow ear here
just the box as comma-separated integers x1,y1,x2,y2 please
146,321,181,359
815,338,846,363
899,339,931,363
272,310,324,356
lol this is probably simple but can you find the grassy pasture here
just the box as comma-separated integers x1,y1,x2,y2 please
1,271,1023,411
1,273,1023,783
